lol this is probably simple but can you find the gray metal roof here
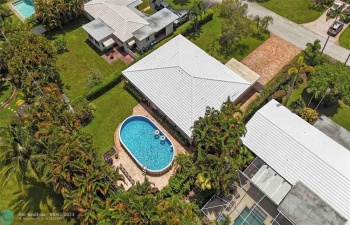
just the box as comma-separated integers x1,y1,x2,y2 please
314,114,350,150
278,181,347,225
123,35,252,138
82,18,114,41
133,9,178,41
241,99,350,225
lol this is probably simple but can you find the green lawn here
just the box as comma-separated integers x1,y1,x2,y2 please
0,178,75,225
339,27,350,50
82,81,138,155
288,83,350,131
258,0,326,24
46,17,128,102
186,7,269,62
167,0,194,10
139,0,149,10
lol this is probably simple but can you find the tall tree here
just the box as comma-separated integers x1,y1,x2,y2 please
303,39,322,66
307,63,350,106
252,15,273,37
189,0,205,32
285,56,315,106
220,0,251,46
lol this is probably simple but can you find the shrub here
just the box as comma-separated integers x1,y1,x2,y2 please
299,107,319,124
290,98,305,114
54,37,68,54
0,6,11,22
269,89,286,102
74,99,96,126
85,69,103,91
152,109,189,146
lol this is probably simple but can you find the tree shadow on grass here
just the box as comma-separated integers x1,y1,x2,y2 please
186,27,204,41
219,42,249,60
9,178,64,215
301,88,340,117
45,16,89,41
0,82,11,98
173,0,191,7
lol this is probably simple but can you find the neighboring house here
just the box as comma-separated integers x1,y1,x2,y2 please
202,99,350,225
83,0,178,56
122,35,260,143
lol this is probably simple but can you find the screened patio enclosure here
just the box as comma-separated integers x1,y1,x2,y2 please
201,158,294,225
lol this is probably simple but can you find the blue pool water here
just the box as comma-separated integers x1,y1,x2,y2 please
233,207,266,225
119,116,174,172
12,0,35,19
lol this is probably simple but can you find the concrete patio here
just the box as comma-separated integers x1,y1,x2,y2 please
102,47,134,65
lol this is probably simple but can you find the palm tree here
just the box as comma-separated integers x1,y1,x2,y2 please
195,171,211,191
0,126,46,188
189,0,205,32
174,152,193,173
252,15,273,37
284,56,315,106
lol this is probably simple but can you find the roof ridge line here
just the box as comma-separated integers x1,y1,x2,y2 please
255,110,349,179
184,74,251,85
124,65,183,73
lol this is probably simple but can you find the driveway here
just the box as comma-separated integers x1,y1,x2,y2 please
245,1,350,66
241,34,301,85
302,1,349,44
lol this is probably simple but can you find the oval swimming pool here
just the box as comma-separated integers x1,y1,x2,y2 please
119,115,174,174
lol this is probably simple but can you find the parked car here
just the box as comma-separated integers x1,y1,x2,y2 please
154,0,173,11
327,2,344,17
327,21,344,36
174,10,189,28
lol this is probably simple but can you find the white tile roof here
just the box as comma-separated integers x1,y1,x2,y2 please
123,35,253,138
241,99,350,225
84,0,149,42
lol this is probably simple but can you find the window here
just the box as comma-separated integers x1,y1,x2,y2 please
146,37,150,42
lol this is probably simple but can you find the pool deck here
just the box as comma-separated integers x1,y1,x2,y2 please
113,102,191,190
7,0,26,21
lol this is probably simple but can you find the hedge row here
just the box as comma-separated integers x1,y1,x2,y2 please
123,82,145,102
152,109,190,146
243,55,300,122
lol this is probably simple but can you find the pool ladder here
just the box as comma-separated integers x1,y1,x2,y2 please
142,167,147,176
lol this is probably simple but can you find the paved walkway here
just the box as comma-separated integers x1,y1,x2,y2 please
245,1,350,66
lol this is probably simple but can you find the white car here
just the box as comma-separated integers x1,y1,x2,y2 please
327,2,344,16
